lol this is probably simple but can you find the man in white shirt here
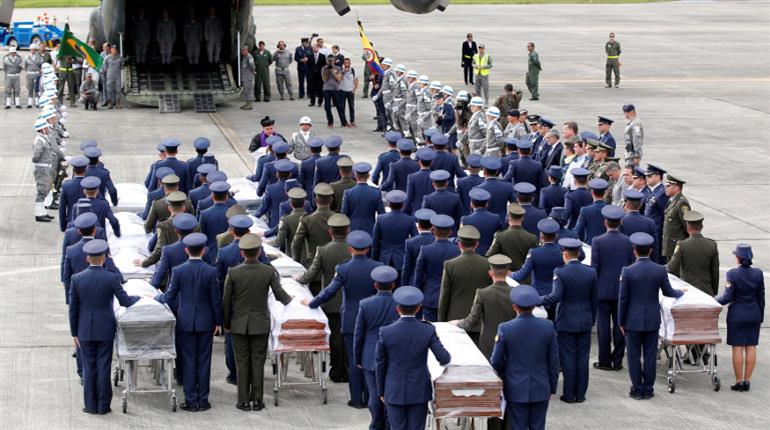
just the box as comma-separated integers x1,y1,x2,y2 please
563,140,589,190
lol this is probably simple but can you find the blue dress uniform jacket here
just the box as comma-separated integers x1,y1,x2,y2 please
404,169,433,214
372,210,417,269
255,179,288,228
300,154,321,196
156,259,222,331
381,157,420,192
490,314,559,403
62,238,121,304
61,226,106,272
643,184,668,253
440,103,455,133
69,266,139,341
186,154,219,186
313,153,344,185
499,152,518,178
521,203,547,236
88,196,121,236
151,240,215,290
619,211,656,238
196,195,236,214
478,178,516,223
402,233,434,286
564,188,592,229
717,266,765,325
431,151,467,190
591,230,635,300
144,160,160,189
457,173,485,215
372,150,400,185
354,292,400,371
58,176,84,231
541,261,598,332
503,157,545,191
188,183,210,211
538,184,566,217
342,183,386,235
414,239,461,316
257,160,299,196
618,258,683,331
600,132,617,157
250,153,275,182
575,200,608,245
510,242,563,296
85,164,119,205
422,189,463,231
151,157,191,192
199,202,231,256
461,208,501,256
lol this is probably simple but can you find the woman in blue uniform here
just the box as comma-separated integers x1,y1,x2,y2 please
716,244,765,392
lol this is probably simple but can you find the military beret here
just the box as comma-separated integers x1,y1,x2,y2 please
507,203,526,216
430,214,454,229
347,230,373,249
481,156,501,170
549,207,568,220
537,218,560,234
288,188,307,200
514,182,536,195
589,178,609,190
162,138,181,148
548,166,563,179
70,156,89,168
266,135,285,146
275,159,295,173
328,213,351,228
324,135,342,149
429,169,450,182
371,266,398,284
538,117,555,128
397,138,415,152
197,164,217,176
183,232,208,247
261,116,276,127
623,189,645,201
161,174,181,185
630,232,654,247
384,131,403,144
272,142,290,154
73,212,98,229
386,190,407,204
466,154,482,168
414,209,436,222
488,254,512,267
172,213,197,231
79,140,97,151
683,210,704,223
225,205,247,219
83,147,102,158
601,205,625,220
209,181,231,193
193,137,211,150
622,104,636,113
558,238,583,250
207,171,228,183
336,158,354,168
83,239,109,256
307,137,325,149
165,191,187,204
416,148,436,161
645,163,666,176
733,244,753,261
314,183,334,196
510,285,540,307
431,133,449,147
353,162,372,174
516,140,533,150
666,174,686,186
457,225,481,241
469,187,491,202
393,286,423,307
570,168,591,178
80,176,101,189
238,233,262,250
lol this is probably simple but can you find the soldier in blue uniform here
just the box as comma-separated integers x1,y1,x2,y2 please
478,157,516,223
196,171,236,213
257,142,299,197
575,178,609,245
151,139,191,192
402,209,436,286
372,191,417,277
155,232,222,411
305,231,384,408
61,203,107,265
539,166,566,216
150,213,211,290
187,137,219,186
342,163,385,235
414,214,461,321
514,182,547,236
58,156,88,231
491,284,559,430
550,207,579,240
533,117,555,162
372,131,403,186
314,135,345,185
188,164,218,210
540,238,598,403
199,181,232,258
619,189,657,245
69,239,139,414
564,167,592,229
249,137,277,183
591,205,634,371
144,142,167,189
457,154,484,215
382,139,419,193
81,176,121,236
597,116,617,157
422,170,463,232
642,164,668,262
354,266,400,430
405,148,435,214
299,137,324,199
510,218,563,320
430,134,466,191
619,232,685,400
460,188,501,256
255,159,294,228
499,138,519,178
503,140,545,202
83,147,119,206
375,286,451,430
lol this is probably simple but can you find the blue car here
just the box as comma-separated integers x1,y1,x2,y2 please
1,21,63,50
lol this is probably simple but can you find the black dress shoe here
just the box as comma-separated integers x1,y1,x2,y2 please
82,408,97,414
198,402,211,411
226,377,237,385
612,364,624,371
730,381,744,391
308,103,315,107
593,362,614,371
742,381,750,392
46,203,59,210
576,398,586,403
35,216,52,223
180,403,198,412
98,408,112,415
629,393,644,400
43,214,55,220
559,395,576,404
236,402,251,411
643,393,655,399
252,401,265,411
347,400,366,409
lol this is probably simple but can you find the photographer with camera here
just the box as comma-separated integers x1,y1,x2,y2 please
321,54,348,128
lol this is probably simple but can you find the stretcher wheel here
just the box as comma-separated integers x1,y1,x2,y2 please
122,397,127,413
667,377,675,393
113,369,119,387
274,388,279,406
171,395,178,412
712,375,720,392
322,388,328,405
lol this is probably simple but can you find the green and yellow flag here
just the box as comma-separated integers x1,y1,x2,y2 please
58,24,102,70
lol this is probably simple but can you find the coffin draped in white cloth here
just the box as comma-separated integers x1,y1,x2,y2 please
107,212,155,278
113,183,148,213
268,278,330,352
114,279,176,360
659,275,722,344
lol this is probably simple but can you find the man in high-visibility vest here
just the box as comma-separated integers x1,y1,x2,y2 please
605,32,622,88
472,44,492,106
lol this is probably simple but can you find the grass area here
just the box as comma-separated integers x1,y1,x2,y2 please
16,0,666,9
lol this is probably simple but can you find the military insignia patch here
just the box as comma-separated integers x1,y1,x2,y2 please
682,205,690,214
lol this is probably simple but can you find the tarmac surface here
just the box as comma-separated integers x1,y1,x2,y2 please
0,1,768,429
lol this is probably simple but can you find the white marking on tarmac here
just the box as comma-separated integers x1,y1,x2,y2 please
0,265,59,277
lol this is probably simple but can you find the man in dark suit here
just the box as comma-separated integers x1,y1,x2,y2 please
461,33,478,85
540,128,564,170
69,239,139,414
307,44,325,107
354,266,399,430
375,286,451,430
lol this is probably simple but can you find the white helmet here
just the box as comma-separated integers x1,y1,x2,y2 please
406,70,417,79
8,46,16,53
429,81,442,91
456,91,470,102
395,64,406,73
298,116,312,125
38,96,51,107
34,118,50,131
40,110,56,120
418,75,430,85
381,57,393,66
29,43,38,50
441,85,454,96
486,106,501,118
469,96,484,107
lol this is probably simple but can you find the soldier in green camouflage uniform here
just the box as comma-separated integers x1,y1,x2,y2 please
605,33,621,88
